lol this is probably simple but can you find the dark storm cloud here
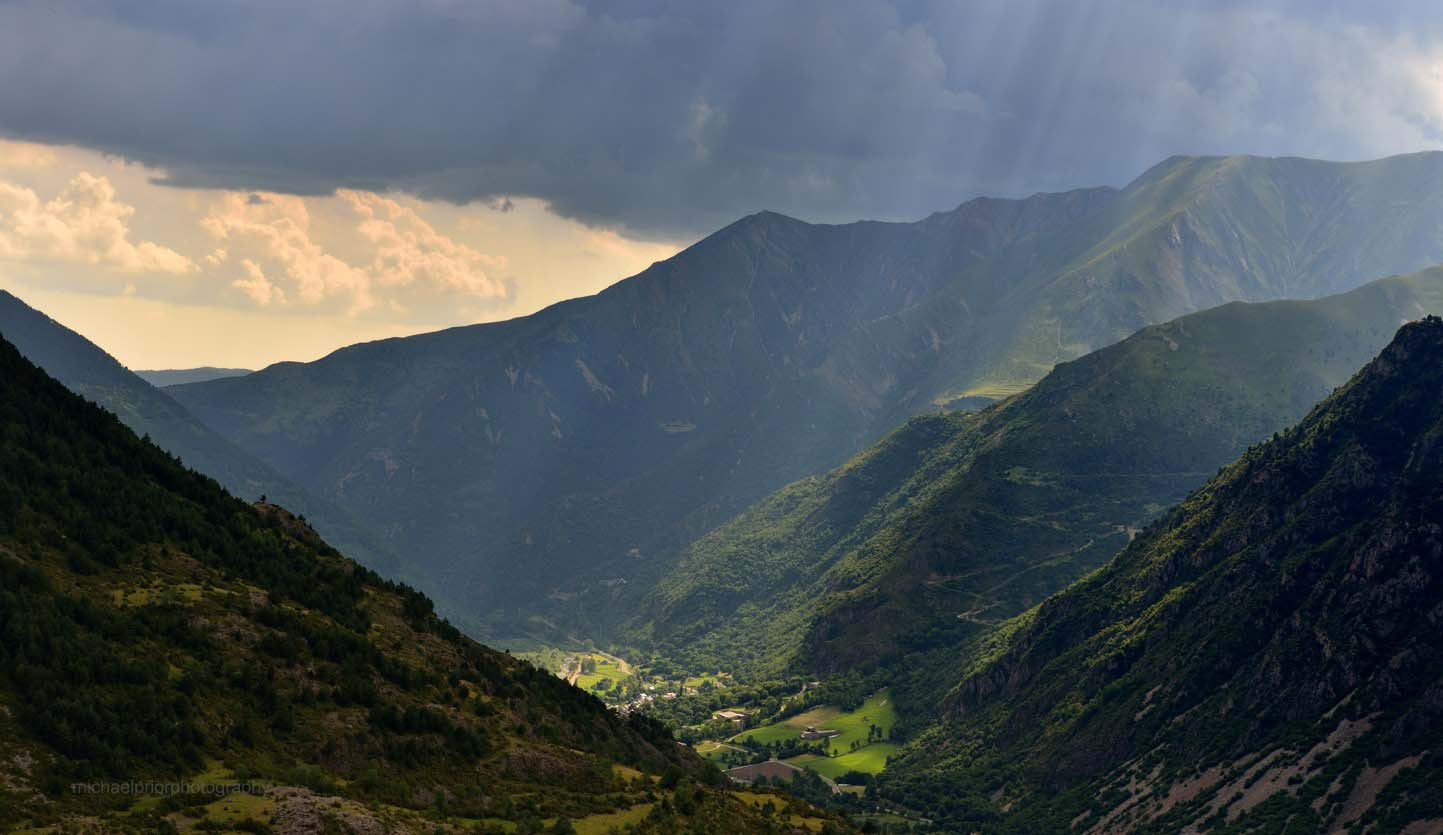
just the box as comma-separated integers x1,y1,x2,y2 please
0,0,1439,238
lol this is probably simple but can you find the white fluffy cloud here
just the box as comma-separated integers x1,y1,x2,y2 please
341,190,509,299
0,141,683,368
200,192,371,310
200,190,511,314
232,258,284,306
0,172,195,273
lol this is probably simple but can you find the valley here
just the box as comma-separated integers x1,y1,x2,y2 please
10,7,1443,832
7,153,1443,833
633,266,1443,682
452,258,1443,828
521,644,907,792
0,334,853,833
4,248,1443,831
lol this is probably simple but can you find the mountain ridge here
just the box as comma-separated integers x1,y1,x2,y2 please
168,152,1443,642
631,266,1443,681
136,367,253,387
0,289,418,588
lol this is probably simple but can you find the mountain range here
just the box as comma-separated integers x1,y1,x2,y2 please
164,152,1443,643
634,267,1443,682
5,150,1443,832
136,367,253,387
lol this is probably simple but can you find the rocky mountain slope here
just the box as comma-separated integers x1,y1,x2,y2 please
880,317,1443,832
0,333,846,833
168,153,1443,641
635,268,1443,681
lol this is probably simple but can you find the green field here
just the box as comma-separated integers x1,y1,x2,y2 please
732,703,841,746
788,743,901,778
515,645,567,674
570,803,654,834
574,652,630,692
731,690,898,777
514,648,634,692
694,739,752,765
682,671,731,689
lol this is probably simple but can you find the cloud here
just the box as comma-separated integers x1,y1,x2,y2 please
233,258,284,306
200,189,511,314
0,1,1440,237
0,171,195,273
201,191,370,309
340,190,509,299
0,139,59,169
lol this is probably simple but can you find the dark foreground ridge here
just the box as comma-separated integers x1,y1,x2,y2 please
0,332,851,832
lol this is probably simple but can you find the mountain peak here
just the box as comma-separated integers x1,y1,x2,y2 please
1297,312,1443,434
1383,312,1443,354
727,208,808,232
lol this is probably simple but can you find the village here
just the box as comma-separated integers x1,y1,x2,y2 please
518,646,900,802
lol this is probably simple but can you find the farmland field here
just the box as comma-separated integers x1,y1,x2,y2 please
733,690,895,752
726,690,899,778
574,651,631,691
788,743,901,778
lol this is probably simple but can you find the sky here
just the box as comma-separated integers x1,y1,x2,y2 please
2,0,1443,369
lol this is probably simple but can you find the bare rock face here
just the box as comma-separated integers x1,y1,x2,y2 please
267,787,391,835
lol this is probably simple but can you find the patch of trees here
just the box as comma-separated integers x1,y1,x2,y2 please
0,557,206,780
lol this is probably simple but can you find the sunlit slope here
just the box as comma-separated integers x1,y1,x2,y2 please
637,268,1443,679
929,152,1443,397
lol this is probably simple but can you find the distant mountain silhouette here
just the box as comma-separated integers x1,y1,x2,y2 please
136,366,252,387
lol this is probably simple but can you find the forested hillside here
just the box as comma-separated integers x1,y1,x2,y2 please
0,290,411,587
880,317,1443,832
0,332,846,833
635,268,1443,682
